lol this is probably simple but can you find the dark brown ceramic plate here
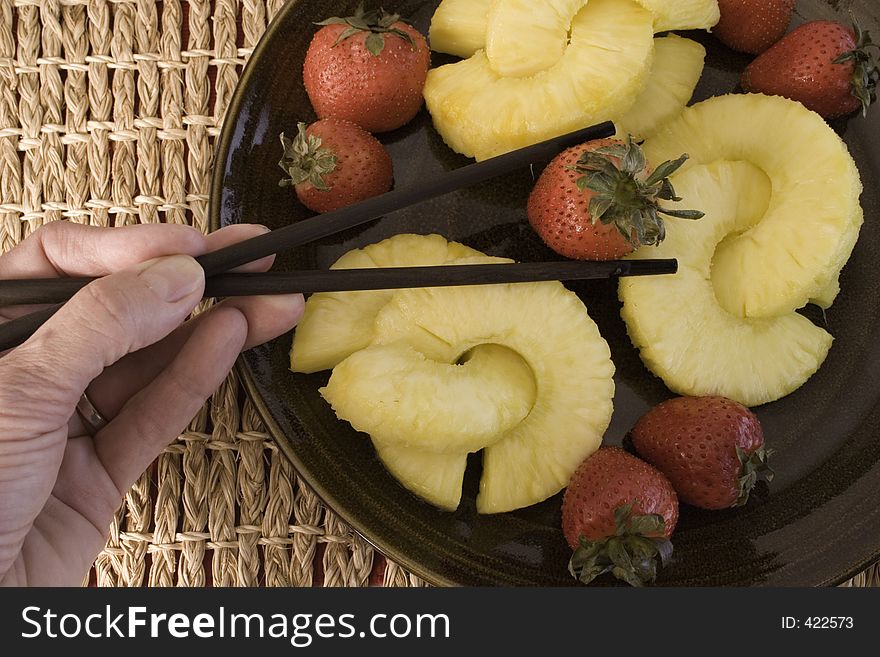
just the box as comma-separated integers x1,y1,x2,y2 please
210,0,880,586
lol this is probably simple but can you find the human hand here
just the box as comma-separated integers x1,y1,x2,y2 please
0,221,304,586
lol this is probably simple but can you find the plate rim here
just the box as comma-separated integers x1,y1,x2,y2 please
208,0,880,587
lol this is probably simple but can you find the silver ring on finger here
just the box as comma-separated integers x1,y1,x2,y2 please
75,390,109,435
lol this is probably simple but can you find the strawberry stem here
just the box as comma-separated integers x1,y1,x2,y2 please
833,14,879,116
568,502,673,587
568,136,704,249
278,123,337,191
315,2,414,56
733,446,775,507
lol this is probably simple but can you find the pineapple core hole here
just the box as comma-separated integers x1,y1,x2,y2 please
458,343,519,365
710,232,760,319
457,343,538,415
707,165,774,318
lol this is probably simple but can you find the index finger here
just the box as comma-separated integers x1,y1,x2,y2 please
0,221,207,280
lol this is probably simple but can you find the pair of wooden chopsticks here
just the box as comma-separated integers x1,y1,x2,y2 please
0,121,677,351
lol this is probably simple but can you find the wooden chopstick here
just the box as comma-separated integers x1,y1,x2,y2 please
0,259,676,350
0,259,677,306
0,306,59,352
195,121,615,277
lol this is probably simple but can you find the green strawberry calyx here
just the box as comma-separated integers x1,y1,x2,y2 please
569,136,704,249
833,17,879,117
733,446,775,507
568,502,673,587
278,123,338,191
316,3,414,56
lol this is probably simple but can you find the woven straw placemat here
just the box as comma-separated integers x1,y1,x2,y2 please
0,0,876,587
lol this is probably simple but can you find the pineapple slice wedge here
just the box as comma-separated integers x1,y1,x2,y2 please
809,207,864,309
371,282,615,514
633,0,719,32
321,343,536,454
485,0,588,78
621,161,833,407
428,0,719,59
364,232,482,266
614,35,705,141
374,444,468,512
290,234,484,373
643,93,863,319
428,0,491,58
424,0,655,161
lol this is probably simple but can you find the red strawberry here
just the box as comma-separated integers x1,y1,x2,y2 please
562,446,679,586
742,20,880,118
279,119,393,213
630,396,774,511
303,4,430,133
713,0,795,55
526,137,703,261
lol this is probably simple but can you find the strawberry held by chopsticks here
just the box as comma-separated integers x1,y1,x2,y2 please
527,137,703,261
742,19,880,118
303,3,431,133
279,119,393,213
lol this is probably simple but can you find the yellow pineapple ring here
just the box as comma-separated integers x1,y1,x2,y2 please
368,282,615,514
621,160,836,407
292,235,534,512
424,0,655,160
427,0,720,58
297,235,615,513
643,94,863,319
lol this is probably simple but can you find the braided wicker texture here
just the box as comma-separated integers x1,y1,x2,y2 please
0,0,875,587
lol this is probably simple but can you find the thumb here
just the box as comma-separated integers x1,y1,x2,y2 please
3,255,205,434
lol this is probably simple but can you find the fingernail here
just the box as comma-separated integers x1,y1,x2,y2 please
138,255,205,303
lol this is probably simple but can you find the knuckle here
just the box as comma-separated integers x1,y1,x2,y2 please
36,220,99,272
80,280,132,327
68,279,138,362
32,218,69,240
